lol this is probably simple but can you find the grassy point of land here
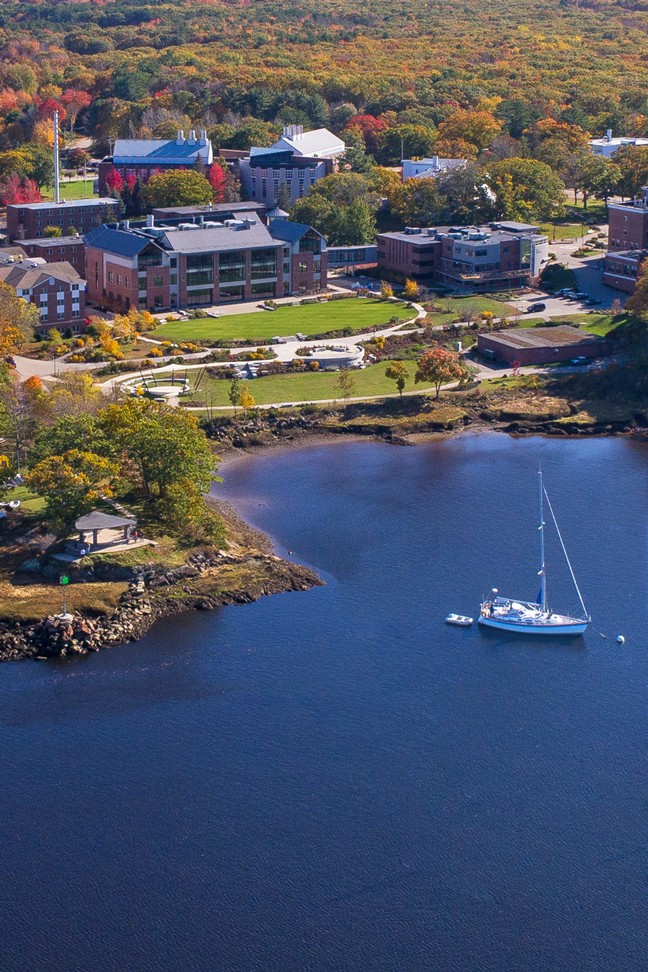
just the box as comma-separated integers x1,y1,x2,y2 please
190,358,436,406
154,299,412,342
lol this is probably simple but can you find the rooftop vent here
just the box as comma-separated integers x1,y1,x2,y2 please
176,130,185,145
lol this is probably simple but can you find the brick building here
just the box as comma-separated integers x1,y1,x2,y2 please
7,199,119,243
98,130,213,194
240,125,345,207
0,260,85,334
377,223,548,293
152,202,268,223
84,213,326,313
603,188,648,292
20,236,86,275
477,325,609,366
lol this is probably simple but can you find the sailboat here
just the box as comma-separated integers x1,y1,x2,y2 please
478,470,590,636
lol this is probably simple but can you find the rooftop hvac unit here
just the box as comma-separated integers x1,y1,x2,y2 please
178,223,201,230
203,221,224,228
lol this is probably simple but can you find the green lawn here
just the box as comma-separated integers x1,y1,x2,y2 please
425,296,517,325
512,313,621,336
43,179,98,201
155,299,413,342
541,223,590,242
191,359,434,405
3,485,46,515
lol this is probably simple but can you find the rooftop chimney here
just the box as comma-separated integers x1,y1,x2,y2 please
147,214,155,228
606,129,613,142
432,155,439,169
200,129,208,144
177,130,185,144
188,129,196,144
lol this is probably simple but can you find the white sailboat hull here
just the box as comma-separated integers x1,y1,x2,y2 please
478,615,588,636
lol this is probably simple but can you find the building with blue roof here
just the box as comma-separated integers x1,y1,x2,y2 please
85,212,327,313
98,129,214,194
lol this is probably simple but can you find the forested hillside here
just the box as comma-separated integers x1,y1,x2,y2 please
1,0,648,150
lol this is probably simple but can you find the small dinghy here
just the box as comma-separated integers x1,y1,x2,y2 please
445,613,474,627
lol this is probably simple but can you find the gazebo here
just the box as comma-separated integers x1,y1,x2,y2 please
75,511,136,550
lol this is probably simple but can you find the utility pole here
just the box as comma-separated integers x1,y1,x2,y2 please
53,111,61,204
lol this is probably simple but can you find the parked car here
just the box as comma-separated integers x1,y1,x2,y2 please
570,356,588,366
586,297,602,306
526,302,547,313
573,291,588,299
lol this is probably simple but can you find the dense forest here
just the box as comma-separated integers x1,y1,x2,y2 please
1,0,648,149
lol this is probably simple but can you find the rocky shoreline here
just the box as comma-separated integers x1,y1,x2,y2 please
0,549,322,663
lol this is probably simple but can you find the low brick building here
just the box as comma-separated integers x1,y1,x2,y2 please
0,260,86,334
377,224,548,293
7,198,119,243
20,236,86,276
604,187,648,292
477,325,609,366
85,213,326,313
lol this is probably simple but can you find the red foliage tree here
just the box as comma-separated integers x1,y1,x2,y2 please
105,168,124,194
61,89,92,133
343,114,389,155
208,162,227,202
0,174,42,205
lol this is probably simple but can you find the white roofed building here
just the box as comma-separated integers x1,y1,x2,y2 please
590,130,648,157
240,125,345,207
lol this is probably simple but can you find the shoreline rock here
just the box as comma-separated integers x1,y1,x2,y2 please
0,552,322,663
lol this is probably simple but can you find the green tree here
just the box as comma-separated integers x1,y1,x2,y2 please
30,413,111,465
98,398,218,499
228,376,243,411
25,449,119,533
614,145,648,198
487,158,566,221
143,170,213,209
576,154,621,208
415,347,465,399
44,226,63,238
385,361,409,397
436,161,495,224
376,124,437,166
336,367,356,401
292,173,379,245
392,178,441,226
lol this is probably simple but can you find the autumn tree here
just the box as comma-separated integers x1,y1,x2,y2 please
438,110,502,152
415,347,465,399
380,281,394,299
385,361,409,397
26,449,119,533
0,282,39,355
403,279,420,299
615,145,648,198
626,260,648,320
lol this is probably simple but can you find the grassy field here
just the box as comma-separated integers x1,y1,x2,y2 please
43,179,98,201
192,359,436,405
154,299,413,342
541,223,590,242
518,313,621,336
425,296,517,325
4,485,46,515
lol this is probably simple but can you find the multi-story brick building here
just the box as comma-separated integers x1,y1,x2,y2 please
20,236,86,276
7,199,119,243
84,213,326,313
377,222,548,293
240,126,345,207
152,202,268,223
0,259,86,334
98,130,214,194
603,188,648,292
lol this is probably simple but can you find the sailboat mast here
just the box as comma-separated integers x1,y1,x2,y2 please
538,469,547,611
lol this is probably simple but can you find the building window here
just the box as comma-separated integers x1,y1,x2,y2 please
153,274,163,287
298,262,308,272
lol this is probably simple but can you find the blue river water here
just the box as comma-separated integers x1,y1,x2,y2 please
1,433,647,971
